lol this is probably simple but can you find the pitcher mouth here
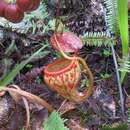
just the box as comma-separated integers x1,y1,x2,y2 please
44,58,77,76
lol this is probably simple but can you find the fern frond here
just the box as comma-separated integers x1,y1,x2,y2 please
82,32,116,47
101,123,128,130
25,2,48,21
118,57,130,73
44,111,69,130
103,0,119,34
0,2,49,34
80,0,119,47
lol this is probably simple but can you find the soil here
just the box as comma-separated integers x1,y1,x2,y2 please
0,0,129,130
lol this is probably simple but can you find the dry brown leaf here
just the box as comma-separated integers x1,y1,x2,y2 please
67,119,89,130
58,100,76,115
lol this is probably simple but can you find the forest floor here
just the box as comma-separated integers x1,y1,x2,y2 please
0,0,129,130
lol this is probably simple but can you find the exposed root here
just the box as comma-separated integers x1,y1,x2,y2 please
9,85,31,130
0,85,55,129
22,97,30,130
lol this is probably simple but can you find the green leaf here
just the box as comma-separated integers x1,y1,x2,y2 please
118,0,129,56
117,0,129,83
44,111,69,130
0,45,48,87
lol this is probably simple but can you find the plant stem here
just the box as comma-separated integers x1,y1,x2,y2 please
111,45,125,115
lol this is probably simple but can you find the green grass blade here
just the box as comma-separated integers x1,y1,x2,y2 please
118,0,129,83
118,0,129,56
0,45,48,86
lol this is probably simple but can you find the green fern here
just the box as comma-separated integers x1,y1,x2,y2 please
127,108,130,124
25,2,48,20
44,111,69,130
0,2,49,34
118,57,130,73
101,123,128,130
82,0,119,47
82,32,116,47
103,0,119,34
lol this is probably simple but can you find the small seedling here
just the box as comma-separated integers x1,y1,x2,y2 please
100,73,112,79
102,49,112,57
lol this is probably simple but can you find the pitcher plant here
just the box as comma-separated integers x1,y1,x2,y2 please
43,29,94,103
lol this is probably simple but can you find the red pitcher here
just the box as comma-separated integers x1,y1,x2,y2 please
44,56,93,103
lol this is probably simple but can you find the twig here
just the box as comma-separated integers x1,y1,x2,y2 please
57,99,67,113
111,45,125,115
